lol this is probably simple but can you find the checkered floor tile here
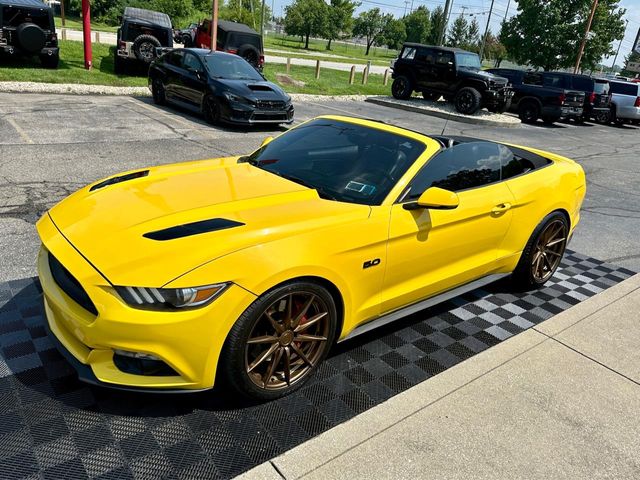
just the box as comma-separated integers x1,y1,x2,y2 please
0,251,635,479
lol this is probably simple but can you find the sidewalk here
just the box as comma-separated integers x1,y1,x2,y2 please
240,273,640,479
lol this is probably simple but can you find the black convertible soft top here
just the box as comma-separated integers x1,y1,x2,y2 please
123,7,172,29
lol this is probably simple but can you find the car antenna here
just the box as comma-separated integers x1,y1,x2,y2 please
440,116,450,136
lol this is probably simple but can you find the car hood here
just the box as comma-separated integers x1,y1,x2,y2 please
217,79,290,101
463,68,508,85
47,157,370,287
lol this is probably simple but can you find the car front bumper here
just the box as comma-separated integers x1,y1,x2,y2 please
223,101,295,125
36,214,257,392
483,87,513,105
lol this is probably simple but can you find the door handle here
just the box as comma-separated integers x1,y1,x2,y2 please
491,203,512,214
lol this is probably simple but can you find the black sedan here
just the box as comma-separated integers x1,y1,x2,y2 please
148,48,294,125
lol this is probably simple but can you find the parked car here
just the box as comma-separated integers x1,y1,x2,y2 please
535,72,610,123
174,22,197,46
114,7,173,73
391,43,513,115
148,48,293,125
194,19,264,70
607,80,640,126
487,69,585,124
37,115,585,399
0,0,58,68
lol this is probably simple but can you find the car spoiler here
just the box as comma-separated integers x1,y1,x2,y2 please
155,47,173,57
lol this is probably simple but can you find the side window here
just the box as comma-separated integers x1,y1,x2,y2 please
542,74,564,88
572,76,594,91
166,50,184,67
414,48,428,63
523,72,542,85
403,142,505,200
436,51,454,65
401,47,416,60
501,149,536,179
183,52,203,72
610,82,639,96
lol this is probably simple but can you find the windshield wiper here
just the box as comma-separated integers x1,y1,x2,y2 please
277,173,338,201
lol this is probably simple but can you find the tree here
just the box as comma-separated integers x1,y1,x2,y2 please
463,17,480,51
353,8,393,55
402,6,430,44
501,0,626,71
284,0,328,49
220,0,271,30
426,6,446,45
447,14,468,47
483,32,507,66
382,18,406,50
324,0,358,50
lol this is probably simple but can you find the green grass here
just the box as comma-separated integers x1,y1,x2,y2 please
0,40,388,95
54,16,118,33
0,40,146,87
264,34,397,66
263,63,389,96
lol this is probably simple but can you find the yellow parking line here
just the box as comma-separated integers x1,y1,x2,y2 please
6,117,34,144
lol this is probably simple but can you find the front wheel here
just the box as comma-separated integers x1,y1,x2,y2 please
391,75,413,100
453,87,482,115
511,212,569,289
219,281,337,400
202,95,221,125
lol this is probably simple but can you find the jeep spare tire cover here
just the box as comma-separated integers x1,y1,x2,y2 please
17,23,46,53
133,34,161,63
238,44,260,67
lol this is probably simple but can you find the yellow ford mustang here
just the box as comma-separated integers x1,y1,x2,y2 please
37,115,585,400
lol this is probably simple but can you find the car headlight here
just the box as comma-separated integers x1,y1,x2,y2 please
223,92,252,104
115,283,229,310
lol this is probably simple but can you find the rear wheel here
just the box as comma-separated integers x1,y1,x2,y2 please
182,34,192,48
152,79,166,105
512,212,569,289
453,87,482,115
518,101,540,123
220,281,337,400
391,75,413,100
595,110,610,124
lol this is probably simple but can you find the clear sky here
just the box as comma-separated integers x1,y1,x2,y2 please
268,0,640,67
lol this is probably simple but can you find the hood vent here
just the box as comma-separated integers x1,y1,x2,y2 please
247,84,273,92
90,170,149,192
144,218,245,241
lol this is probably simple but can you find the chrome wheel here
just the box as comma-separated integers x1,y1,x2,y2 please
245,292,330,391
531,219,567,282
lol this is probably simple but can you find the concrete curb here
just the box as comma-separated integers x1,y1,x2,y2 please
366,96,521,128
238,273,640,480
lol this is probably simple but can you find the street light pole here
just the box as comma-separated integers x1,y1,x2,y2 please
211,0,218,51
574,0,599,73
438,0,452,46
479,0,495,62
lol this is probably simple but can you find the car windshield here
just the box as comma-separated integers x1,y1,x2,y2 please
242,119,426,205
455,52,481,69
202,54,263,80
594,80,609,94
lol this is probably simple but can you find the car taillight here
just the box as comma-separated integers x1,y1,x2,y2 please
119,41,126,49
559,93,566,105
226,48,238,54
589,92,596,103
259,54,264,66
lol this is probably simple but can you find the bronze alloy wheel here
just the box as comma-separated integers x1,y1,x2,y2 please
244,292,331,390
531,219,567,282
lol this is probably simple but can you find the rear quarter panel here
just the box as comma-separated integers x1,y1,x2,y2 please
500,147,586,267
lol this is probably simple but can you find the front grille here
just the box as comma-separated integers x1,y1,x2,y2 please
48,252,98,316
252,112,289,121
255,100,286,111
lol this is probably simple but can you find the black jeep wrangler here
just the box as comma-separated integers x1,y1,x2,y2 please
114,7,173,73
391,43,512,115
0,0,58,68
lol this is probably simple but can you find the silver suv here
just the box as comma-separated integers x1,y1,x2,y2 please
608,80,640,125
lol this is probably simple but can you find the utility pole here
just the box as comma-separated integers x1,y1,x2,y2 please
573,0,598,73
60,0,65,27
611,19,629,71
81,0,91,69
504,0,511,20
479,0,495,62
211,0,218,51
403,1,409,17
410,0,414,14
438,0,452,46
260,0,265,38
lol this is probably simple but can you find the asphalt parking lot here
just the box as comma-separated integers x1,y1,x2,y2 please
0,92,639,282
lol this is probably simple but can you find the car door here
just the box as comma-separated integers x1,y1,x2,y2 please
433,50,455,91
181,52,207,107
380,142,516,314
162,50,185,102
414,47,435,90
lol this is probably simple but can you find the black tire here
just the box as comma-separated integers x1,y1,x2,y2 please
16,22,45,53
219,281,338,400
542,115,561,125
39,53,59,69
132,34,161,64
391,75,413,100
182,34,193,48
151,78,166,105
202,95,222,125
453,87,482,115
237,44,260,68
518,100,540,123
487,98,511,114
574,115,585,124
594,110,610,124
511,211,569,290
422,90,440,101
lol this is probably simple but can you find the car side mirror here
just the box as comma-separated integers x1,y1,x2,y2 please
261,136,274,147
404,187,459,210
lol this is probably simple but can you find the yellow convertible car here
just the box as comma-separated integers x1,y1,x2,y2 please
37,115,585,399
